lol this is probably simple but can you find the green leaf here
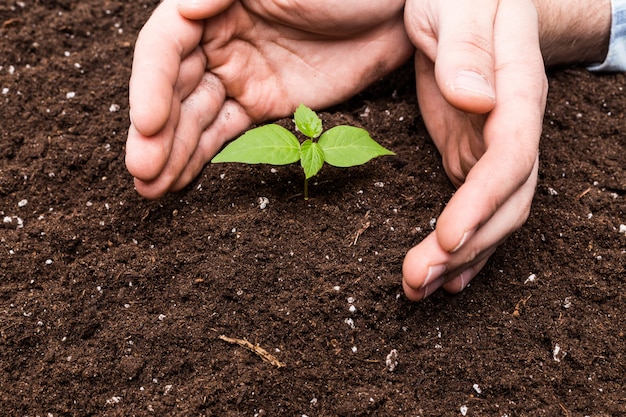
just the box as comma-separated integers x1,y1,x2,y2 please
211,124,301,165
300,139,325,179
294,104,323,139
318,126,395,167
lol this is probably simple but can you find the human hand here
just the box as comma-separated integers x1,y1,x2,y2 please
126,0,413,199
402,0,548,300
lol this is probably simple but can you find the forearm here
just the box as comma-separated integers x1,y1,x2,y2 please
533,0,611,67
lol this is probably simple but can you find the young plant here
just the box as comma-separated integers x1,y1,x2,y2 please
211,104,395,199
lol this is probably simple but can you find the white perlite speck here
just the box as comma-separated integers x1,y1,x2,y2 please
553,343,567,362
385,349,398,372
258,197,269,210
524,273,536,284
106,396,121,405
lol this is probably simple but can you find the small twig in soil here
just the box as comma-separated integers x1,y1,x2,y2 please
350,211,371,246
558,402,571,417
577,187,592,199
218,335,286,368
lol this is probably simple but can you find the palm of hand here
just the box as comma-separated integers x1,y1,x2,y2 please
196,0,412,121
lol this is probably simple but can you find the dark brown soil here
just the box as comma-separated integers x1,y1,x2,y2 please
1,1,625,416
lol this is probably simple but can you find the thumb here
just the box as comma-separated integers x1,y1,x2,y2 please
433,0,498,114
177,0,235,20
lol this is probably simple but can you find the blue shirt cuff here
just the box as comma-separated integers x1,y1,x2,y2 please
588,0,626,72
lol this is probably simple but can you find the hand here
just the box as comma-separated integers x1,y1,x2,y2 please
126,0,413,199
402,0,548,300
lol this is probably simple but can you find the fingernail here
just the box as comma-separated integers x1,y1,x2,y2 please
452,227,476,253
456,267,474,290
422,276,444,299
451,70,495,101
424,264,447,287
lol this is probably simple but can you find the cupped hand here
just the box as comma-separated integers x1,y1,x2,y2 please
126,0,413,199
402,0,548,300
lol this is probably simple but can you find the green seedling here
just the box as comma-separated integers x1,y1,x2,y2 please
211,104,395,199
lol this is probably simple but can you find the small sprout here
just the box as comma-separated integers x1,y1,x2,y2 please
212,104,394,199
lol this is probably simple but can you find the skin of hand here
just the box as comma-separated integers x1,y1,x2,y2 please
401,0,548,300
533,0,611,67
126,0,413,199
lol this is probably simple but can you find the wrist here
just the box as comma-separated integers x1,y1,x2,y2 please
533,0,611,66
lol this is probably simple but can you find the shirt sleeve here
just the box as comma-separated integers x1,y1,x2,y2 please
588,0,626,72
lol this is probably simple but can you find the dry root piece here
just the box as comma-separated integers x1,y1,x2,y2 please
512,295,532,317
219,335,286,368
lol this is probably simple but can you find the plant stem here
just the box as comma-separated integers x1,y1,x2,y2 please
304,177,309,200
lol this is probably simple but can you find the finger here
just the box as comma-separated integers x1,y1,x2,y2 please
177,0,235,20
431,0,499,114
241,0,405,35
129,0,204,137
414,50,452,150
442,254,491,294
171,99,254,191
126,100,180,183
403,273,444,302
133,73,227,199
435,147,539,254
402,157,538,300
402,232,448,301
438,160,538,292
415,51,486,186
403,252,492,301
126,48,207,181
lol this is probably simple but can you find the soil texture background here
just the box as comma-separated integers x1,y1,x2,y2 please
1,1,625,416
